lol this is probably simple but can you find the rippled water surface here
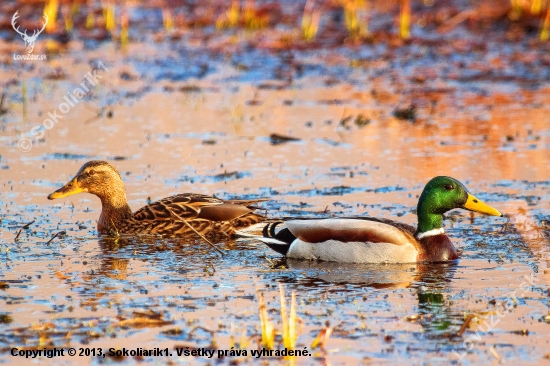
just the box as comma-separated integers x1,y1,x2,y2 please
1,23,550,365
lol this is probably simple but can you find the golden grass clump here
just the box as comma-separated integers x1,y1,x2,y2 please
311,324,332,350
400,0,411,39
257,285,302,354
509,0,550,40
301,0,320,41
162,8,174,32
32,0,550,45
342,0,369,37
121,8,129,46
243,0,268,29
541,2,550,40
229,323,252,350
279,284,298,353
44,0,59,33
216,0,239,29
215,0,268,30
531,0,543,15
257,289,276,349
85,10,95,29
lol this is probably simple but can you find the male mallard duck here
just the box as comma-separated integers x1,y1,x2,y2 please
48,161,266,237
255,176,503,263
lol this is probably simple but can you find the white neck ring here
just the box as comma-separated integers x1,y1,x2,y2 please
416,228,445,240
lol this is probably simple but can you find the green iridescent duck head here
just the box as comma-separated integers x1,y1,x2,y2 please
416,176,502,234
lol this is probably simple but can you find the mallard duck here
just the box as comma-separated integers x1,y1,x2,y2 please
254,176,503,263
48,161,266,237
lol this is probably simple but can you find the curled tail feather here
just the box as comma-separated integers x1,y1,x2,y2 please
260,221,295,256
236,220,295,256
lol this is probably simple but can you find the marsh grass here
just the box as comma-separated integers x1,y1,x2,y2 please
162,8,174,32
541,2,550,40
301,0,320,41
342,0,369,38
29,0,550,44
216,0,239,29
256,285,302,356
214,0,268,30
400,0,411,39
121,6,129,46
44,0,58,33
85,9,95,29
229,324,252,350
279,284,300,361
509,0,550,40
310,325,332,351
531,0,543,14
21,81,27,121
103,1,115,33
228,0,240,27
61,2,79,32
257,289,275,349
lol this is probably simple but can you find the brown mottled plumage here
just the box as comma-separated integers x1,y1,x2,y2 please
48,161,266,237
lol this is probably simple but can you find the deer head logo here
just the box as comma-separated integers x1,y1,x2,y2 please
12,11,48,54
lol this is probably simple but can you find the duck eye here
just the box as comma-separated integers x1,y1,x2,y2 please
444,184,454,190
89,169,96,176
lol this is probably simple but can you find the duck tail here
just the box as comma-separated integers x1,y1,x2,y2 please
261,221,295,256
236,221,295,256
234,221,270,235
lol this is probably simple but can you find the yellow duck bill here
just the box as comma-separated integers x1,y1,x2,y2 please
463,194,502,217
48,178,87,199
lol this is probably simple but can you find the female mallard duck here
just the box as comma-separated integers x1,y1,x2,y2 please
48,160,266,237
255,176,503,263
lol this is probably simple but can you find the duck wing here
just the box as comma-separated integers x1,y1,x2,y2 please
286,218,416,246
132,193,265,223
132,194,223,222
